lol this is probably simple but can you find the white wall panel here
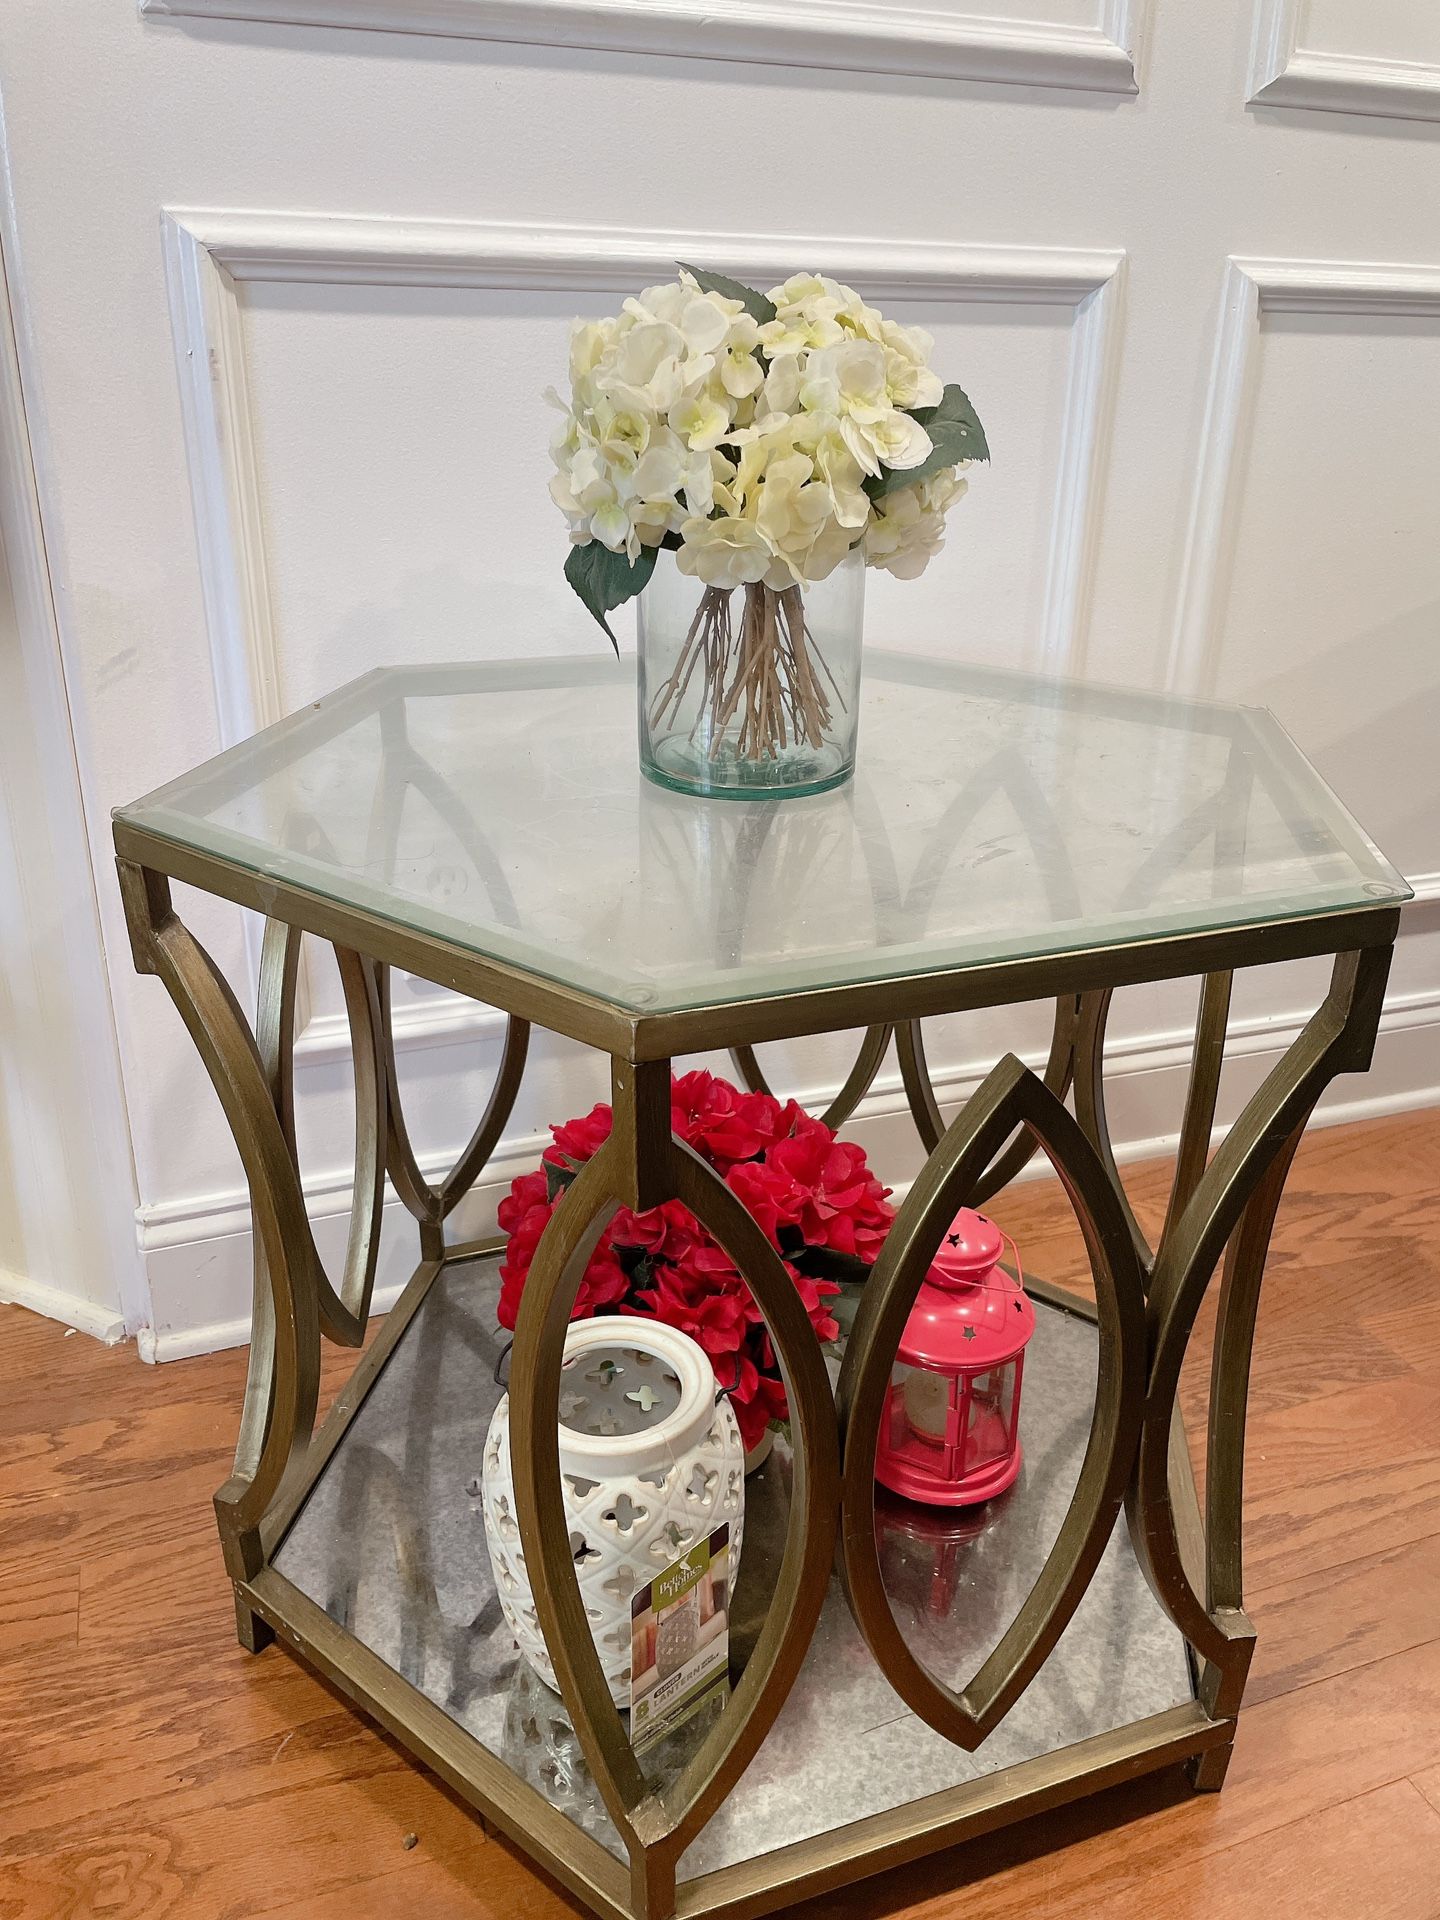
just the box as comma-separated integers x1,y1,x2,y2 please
1216,310,1439,876
1304,0,1440,65
1250,0,1440,118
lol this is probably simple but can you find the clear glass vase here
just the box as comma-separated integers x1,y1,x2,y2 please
637,548,864,800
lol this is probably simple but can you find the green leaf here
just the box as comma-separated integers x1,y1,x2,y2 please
910,383,990,459
676,262,778,326
544,1159,577,1202
564,540,658,650
865,387,989,502
790,1244,874,1287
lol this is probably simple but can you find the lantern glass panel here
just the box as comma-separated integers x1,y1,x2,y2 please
963,1364,1017,1473
894,1362,954,1448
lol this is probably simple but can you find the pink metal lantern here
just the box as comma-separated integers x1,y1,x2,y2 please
875,1208,1034,1507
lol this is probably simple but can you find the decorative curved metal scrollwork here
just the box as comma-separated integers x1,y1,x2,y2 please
248,923,386,1350
117,865,533,1585
374,958,530,1245
730,1023,893,1130
1073,988,1153,1278
117,866,321,1568
898,995,1082,1206
1130,946,1391,1681
836,1054,1147,1748
507,1086,839,1917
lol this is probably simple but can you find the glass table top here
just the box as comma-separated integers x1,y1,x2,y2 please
116,653,1409,1016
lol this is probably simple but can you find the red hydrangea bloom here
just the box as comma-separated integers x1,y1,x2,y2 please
670,1071,806,1171
544,1101,613,1169
496,1073,891,1445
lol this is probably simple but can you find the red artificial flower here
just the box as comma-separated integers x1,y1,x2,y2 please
608,1198,703,1263
544,1101,613,1169
726,1370,790,1453
766,1121,892,1260
724,1156,806,1248
670,1070,805,1171
495,1072,892,1442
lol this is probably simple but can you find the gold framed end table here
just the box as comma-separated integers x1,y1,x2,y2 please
114,652,1409,1920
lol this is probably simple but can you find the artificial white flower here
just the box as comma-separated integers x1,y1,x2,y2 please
595,321,691,418
670,388,732,452
548,270,979,595
626,278,737,360
883,345,944,413
761,273,885,356
716,314,766,398
675,513,774,589
798,339,933,477
863,469,969,578
709,414,866,588
752,449,855,589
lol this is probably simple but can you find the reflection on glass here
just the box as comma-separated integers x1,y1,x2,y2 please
119,654,1409,1016
876,1486,1014,1645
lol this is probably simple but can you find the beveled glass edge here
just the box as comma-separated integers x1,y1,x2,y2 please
112,650,1412,1022
116,800,1407,1026
1237,704,1411,899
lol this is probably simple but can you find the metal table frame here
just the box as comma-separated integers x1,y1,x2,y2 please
115,806,1399,1920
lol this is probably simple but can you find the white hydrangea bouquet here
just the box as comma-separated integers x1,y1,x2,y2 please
548,264,988,796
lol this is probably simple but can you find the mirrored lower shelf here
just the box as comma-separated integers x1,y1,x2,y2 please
274,1259,1193,1879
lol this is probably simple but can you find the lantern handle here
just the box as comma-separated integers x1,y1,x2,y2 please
998,1228,1024,1295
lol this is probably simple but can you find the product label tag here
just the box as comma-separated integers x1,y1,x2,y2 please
629,1523,730,1757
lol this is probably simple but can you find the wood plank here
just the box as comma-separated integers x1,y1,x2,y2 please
1246,1530,1440,1704
791,1644,1440,1919
0,1771,489,1918
263,1847,584,1920
1038,1779,1440,1920
0,1565,79,1661
1412,1763,1440,1820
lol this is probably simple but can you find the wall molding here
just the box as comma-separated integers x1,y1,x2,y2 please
1168,254,1440,711
162,207,1124,733
162,206,1126,1044
142,0,1143,93
0,1269,128,1345
1249,0,1440,121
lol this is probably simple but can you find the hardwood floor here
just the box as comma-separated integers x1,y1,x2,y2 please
3,1109,1439,1918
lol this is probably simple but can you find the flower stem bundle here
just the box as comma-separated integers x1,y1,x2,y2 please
647,581,841,764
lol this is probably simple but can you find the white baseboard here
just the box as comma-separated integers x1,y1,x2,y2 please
0,1268,128,1345
131,983,1440,1363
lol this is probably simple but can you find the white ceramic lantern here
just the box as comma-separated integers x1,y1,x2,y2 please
482,1318,745,1706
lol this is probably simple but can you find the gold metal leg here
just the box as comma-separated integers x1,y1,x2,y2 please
118,863,323,1591
233,1587,276,1654
1189,1740,1234,1792
1130,944,1392,1729
837,1053,1147,1747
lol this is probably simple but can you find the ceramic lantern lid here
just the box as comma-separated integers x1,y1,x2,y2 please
896,1208,1035,1373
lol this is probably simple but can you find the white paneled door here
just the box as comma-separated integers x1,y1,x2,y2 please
0,0,1435,1349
